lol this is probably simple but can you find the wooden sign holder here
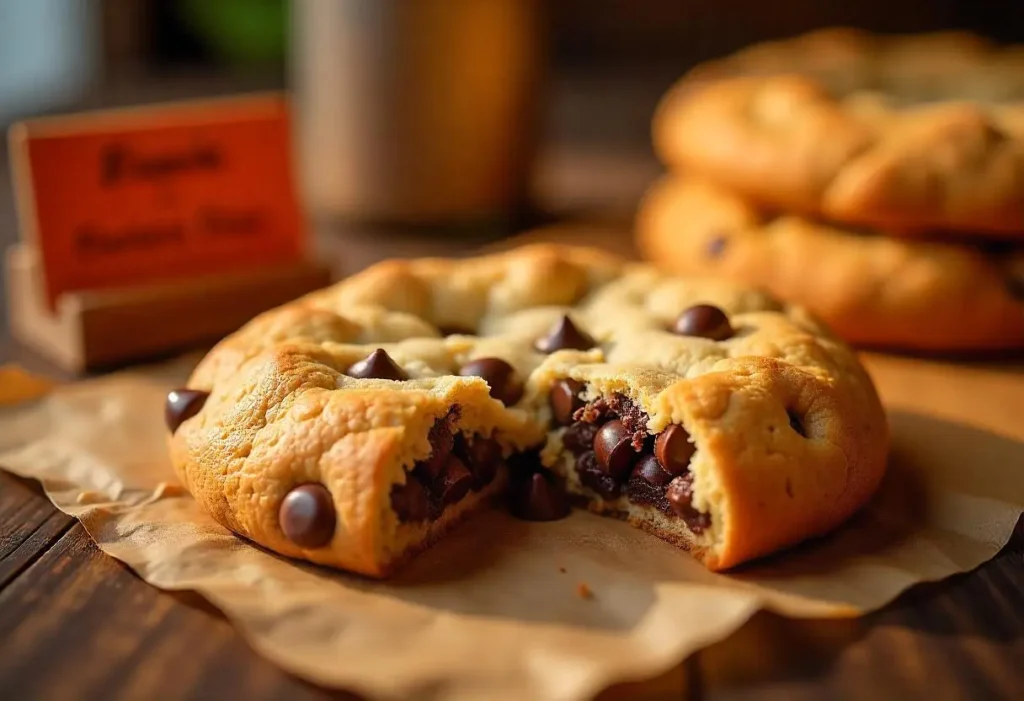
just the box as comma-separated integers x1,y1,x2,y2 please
4,93,333,372
5,244,331,371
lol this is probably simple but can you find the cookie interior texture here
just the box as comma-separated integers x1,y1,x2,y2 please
167,244,889,578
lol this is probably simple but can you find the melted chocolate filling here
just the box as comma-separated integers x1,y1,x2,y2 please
565,391,711,534
390,405,505,523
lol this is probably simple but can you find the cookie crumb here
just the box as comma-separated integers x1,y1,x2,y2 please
576,582,593,599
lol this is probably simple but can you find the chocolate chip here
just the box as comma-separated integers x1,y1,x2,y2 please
507,448,545,473
655,425,696,475
347,348,408,380
672,304,733,341
562,421,598,455
665,474,711,533
458,436,503,490
390,478,431,522
707,234,728,258
593,419,637,479
787,410,807,438
439,325,475,337
576,450,621,499
510,470,570,521
1006,271,1024,301
631,454,674,487
549,378,585,426
459,357,524,406
534,315,596,353
435,455,473,505
165,388,209,433
665,474,694,515
279,484,336,548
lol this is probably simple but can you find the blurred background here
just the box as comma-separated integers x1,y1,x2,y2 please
2,0,1024,274
6,0,1024,221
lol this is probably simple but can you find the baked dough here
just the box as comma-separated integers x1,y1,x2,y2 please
637,176,1024,351
653,28,1024,235
167,244,889,577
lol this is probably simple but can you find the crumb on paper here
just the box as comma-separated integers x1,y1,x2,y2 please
0,365,55,406
576,583,593,600
559,566,567,574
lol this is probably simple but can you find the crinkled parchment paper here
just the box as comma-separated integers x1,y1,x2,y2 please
0,353,1021,701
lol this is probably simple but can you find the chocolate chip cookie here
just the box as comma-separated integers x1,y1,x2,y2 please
653,28,1024,236
167,245,889,577
637,175,1024,350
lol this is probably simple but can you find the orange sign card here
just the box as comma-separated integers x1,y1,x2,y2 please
9,93,307,309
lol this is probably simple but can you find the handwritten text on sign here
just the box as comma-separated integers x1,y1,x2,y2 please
10,94,306,309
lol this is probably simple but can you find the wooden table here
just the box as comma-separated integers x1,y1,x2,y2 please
2,106,1023,701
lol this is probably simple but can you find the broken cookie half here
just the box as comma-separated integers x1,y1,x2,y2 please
166,244,889,577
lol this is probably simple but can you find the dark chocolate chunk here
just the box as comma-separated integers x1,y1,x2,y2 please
390,478,432,522
165,388,209,433
593,419,637,479
549,378,585,426
459,357,524,406
439,325,475,337
576,450,621,499
562,421,599,455
279,484,336,548
507,447,545,473
435,455,473,505
665,474,711,533
1007,271,1024,301
654,425,696,475
631,454,674,487
672,304,733,341
346,348,408,380
707,234,728,259
787,409,807,438
534,315,596,354
510,470,570,521
458,436,503,490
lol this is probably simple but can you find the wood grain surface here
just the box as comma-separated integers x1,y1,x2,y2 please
2,84,1023,700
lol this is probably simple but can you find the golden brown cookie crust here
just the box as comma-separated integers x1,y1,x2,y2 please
654,28,1024,235
636,175,1024,350
170,244,889,575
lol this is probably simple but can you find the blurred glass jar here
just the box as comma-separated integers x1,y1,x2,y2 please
291,0,543,225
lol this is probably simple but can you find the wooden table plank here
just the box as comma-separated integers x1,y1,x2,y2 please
697,545,1024,701
0,473,75,590
0,520,358,700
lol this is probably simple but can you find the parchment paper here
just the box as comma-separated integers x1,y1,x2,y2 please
1,353,1022,701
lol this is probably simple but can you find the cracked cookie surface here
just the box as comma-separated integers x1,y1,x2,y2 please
653,28,1024,236
167,244,889,576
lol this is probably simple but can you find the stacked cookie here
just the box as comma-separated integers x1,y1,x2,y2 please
637,28,1024,351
